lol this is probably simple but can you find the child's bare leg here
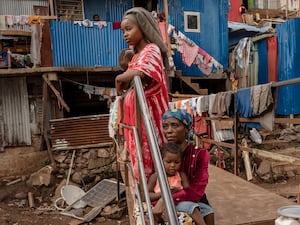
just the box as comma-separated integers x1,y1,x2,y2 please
191,208,206,225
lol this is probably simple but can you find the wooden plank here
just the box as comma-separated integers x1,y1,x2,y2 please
0,30,31,36
206,165,294,225
0,66,122,76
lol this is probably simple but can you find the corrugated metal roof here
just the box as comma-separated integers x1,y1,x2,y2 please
0,77,31,147
276,18,300,115
50,21,127,67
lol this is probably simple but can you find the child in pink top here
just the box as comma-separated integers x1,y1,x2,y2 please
148,142,206,225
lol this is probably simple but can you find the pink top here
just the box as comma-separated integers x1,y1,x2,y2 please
153,172,183,193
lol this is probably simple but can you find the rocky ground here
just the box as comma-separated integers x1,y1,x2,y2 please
1,125,300,225
0,164,299,225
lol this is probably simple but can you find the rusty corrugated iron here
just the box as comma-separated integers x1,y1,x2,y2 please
50,114,112,150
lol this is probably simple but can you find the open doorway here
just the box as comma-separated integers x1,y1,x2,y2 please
133,0,158,11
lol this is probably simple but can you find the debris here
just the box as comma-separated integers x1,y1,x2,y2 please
28,192,35,208
6,178,22,186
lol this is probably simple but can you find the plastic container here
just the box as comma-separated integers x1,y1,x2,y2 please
250,128,262,144
275,216,300,225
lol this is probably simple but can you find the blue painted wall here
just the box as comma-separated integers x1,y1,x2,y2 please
50,0,228,74
276,18,300,115
158,0,229,76
256,39,268,85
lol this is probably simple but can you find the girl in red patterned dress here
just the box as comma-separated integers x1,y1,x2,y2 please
115,7,170,180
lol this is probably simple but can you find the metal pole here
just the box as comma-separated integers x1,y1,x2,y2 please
133,76,179,225
120,124,156,225
271,77,300,88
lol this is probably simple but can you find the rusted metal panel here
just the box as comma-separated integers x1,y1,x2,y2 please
50,114,112,150
0,77,31,148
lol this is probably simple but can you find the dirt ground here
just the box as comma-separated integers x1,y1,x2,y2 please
0,177,130,225
0,166,298,225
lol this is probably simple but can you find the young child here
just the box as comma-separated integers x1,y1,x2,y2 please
118,48,134,71
148,142,207,225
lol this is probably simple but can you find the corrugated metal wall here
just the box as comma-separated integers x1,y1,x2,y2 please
0,0,48,31
0,0,48,15
276,18,300,115
256,39,269,85
50,21,127,67
158,0,229,76
83,0,131,21
228,0,242,22
0,78,31,147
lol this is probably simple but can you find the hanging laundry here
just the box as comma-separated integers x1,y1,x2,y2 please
83,84,94,99
236,87,253,118
29,16,41,25
0,16,5,29
5,15,13,26
159,22,167,43
251,83,273,115
96,21,107,29
179,40,199,67
112,21,121,29
20,15,29,25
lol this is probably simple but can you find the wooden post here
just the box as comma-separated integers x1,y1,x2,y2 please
242,48,247,88
41,78,56,168
290,114,294,128
234,108,239,175
49,0,54,16
7,48,11,68
42,73,70,112
297,184,300,204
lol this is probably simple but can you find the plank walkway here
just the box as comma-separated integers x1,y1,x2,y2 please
206,165,295,225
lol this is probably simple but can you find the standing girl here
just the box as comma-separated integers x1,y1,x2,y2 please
115,7,170,180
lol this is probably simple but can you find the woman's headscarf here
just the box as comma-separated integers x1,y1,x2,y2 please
162,108,194,142
122,7,171,74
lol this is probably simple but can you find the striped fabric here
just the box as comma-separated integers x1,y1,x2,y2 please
123,43,169,180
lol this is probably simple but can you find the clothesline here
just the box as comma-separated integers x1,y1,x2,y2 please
61,77,117,99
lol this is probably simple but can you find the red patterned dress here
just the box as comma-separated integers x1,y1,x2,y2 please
123,43,169,180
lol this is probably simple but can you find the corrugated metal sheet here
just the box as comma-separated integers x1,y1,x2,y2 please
276,18,300,115
50,21,127,67
0,0,48,31
50,114,112,150
83,0,131,21
158,0,228,76
0,77,31,148
256,39,268,85
228,0,242,22
0,0,48,15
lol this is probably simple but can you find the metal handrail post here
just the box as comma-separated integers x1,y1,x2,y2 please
133,76,179,225
120,124,156,225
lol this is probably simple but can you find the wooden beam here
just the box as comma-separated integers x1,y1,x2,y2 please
49,0,54,16
42,73,70,112
0,30,31,36
200,138,300,165
239,117,300,125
